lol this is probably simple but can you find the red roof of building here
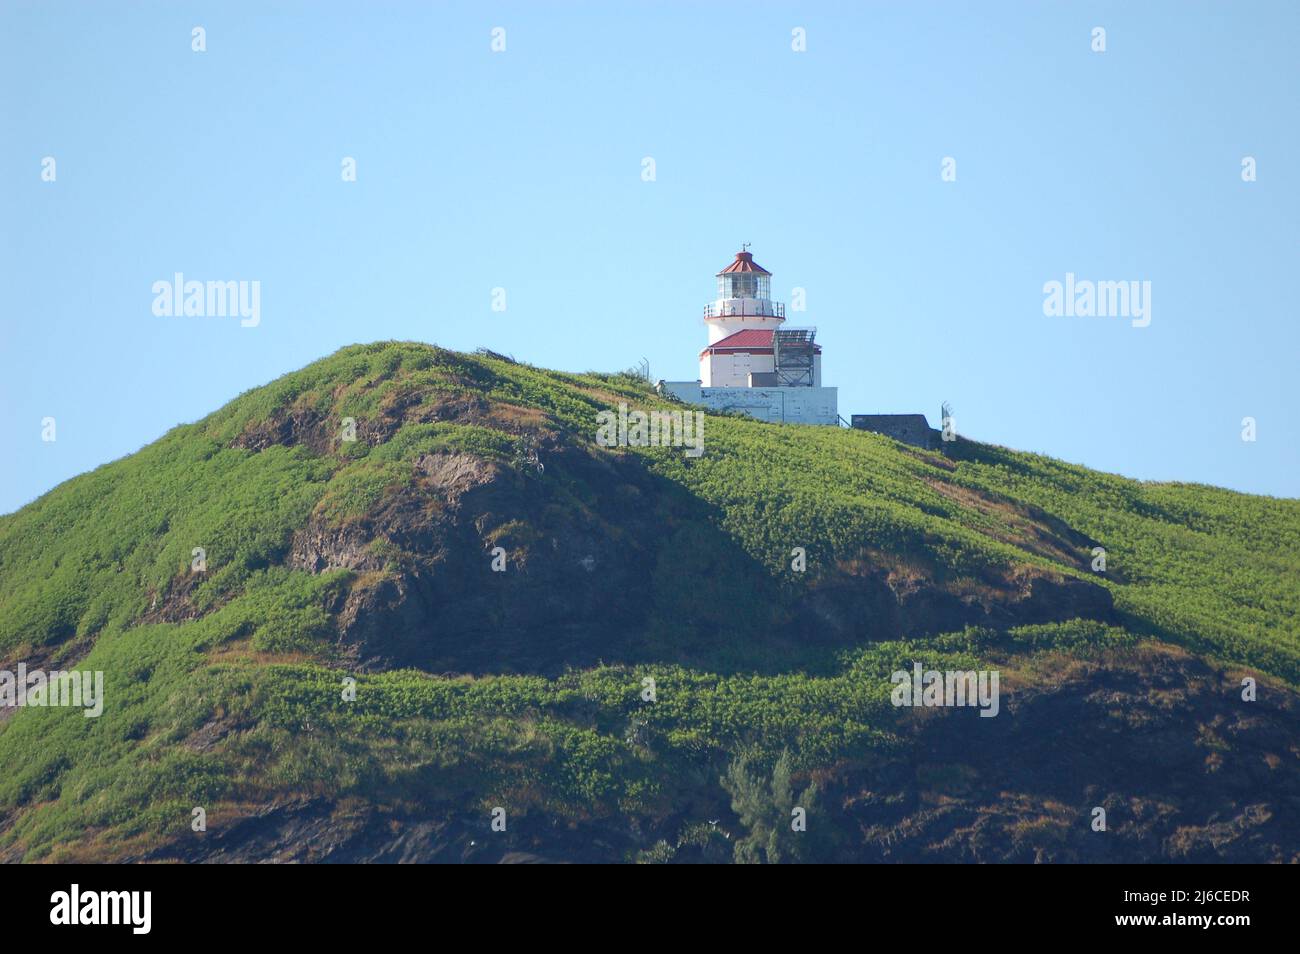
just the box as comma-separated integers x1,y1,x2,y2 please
701,328,821,357
717,250,771,276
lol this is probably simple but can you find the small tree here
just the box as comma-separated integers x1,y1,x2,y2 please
722,749,819,864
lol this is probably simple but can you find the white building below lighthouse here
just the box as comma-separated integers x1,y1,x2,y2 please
658,249,839,426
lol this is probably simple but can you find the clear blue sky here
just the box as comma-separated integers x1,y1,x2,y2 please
2,1,1297,513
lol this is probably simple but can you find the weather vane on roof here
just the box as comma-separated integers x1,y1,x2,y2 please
742,242,751,252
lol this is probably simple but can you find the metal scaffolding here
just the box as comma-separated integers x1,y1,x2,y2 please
772,327,817,387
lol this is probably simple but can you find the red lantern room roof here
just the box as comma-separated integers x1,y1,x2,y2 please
717,250,771,276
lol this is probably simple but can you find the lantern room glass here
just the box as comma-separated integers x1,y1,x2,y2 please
717,273,771,300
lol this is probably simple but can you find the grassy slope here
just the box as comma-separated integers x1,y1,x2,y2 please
0,341,1296,861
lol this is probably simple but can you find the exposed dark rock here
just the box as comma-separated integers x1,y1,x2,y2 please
828,644,1300,863
795,565,1113,645
231,405,332,455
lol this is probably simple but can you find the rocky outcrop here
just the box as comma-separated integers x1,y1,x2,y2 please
797,562,1113,645
830,644,1300,863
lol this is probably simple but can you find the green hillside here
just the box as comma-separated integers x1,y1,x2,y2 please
1,341,1297,862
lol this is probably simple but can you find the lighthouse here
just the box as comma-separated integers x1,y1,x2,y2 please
659,249,838,426
705,248,783,344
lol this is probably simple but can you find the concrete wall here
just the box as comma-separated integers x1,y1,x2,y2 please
701,351,775,387
700,351,822,387
660,381,839,426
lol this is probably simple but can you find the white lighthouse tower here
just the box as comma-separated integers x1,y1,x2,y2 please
660,248,838,425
